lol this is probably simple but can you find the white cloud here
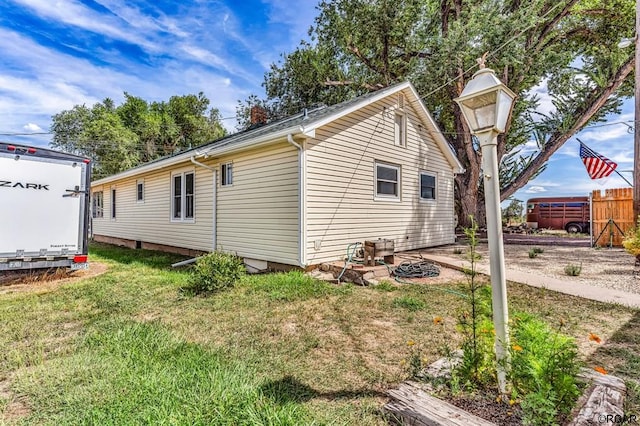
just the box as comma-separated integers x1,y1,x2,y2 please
0,27,246,139
262,0,318,41
525,186,547,194
11,0,159,51
527,79,556,119
0,0,319,142
23,123,42,132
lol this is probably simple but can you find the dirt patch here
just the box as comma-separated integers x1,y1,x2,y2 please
0,262,109,295
423,243,638,295
0,378,31,422
448,393,523,426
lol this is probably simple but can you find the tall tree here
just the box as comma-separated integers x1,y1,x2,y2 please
256,0,634,226
51,93,227,179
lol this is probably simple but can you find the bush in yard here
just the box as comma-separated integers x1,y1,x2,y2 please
187,251,246,294
623,216,640,263
509,314,582,426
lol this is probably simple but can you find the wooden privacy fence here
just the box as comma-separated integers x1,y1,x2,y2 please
591,188,634,247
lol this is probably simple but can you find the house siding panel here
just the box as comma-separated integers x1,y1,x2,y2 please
305,93,456,265
216,141,299,265
92,142,300,265
92,160,215,252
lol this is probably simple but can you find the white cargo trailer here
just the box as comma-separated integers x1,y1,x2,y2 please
0,143,91,271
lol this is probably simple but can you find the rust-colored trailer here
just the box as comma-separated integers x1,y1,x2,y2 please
525,196,590,233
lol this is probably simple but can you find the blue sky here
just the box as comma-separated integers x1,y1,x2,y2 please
0,0,634,204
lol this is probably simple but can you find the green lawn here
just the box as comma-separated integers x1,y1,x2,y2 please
0,242,638,425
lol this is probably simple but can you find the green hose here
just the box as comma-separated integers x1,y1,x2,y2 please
337,242,362,282
336,243,470,299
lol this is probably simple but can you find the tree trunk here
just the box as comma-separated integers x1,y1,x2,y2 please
456,181,481,228
452,84,486,229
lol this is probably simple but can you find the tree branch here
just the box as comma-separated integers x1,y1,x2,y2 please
501,55,634,200
346,44,384,77
535,0,580,51
323,79,384,91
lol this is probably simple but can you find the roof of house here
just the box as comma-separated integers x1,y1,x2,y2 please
92,81,463,185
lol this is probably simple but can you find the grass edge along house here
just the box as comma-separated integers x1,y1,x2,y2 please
90,81,464,269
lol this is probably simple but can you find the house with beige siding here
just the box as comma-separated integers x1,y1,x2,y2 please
90,81,464,269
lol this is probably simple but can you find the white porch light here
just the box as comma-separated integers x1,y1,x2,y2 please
454,61,516,396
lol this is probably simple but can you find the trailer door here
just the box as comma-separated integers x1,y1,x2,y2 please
0,155,87,258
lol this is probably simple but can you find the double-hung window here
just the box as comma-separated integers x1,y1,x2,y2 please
375,162,400,200
172,171,195,221
419,172,436,201
92,191,103,218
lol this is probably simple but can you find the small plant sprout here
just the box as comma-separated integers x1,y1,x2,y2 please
453,247,464,255
528,247,544,258
564,263,582,276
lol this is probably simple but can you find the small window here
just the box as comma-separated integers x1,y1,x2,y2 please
136,180,144,202
395,112,406,147
420,172,436,200
221,163,233,186
375,162,400,200
92,191,104,218
111,188,116,219
172,175,182,219
171,171,195,221
185,172,194,219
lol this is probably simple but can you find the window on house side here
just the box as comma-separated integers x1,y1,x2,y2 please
172,175,182,219
222,163,233,186
137,180,144,202
420,172,436,200
375,162,400,199
395,112,406,147
171,172,195,221
185,172,194,219
111,188,116,219
92,191,103,218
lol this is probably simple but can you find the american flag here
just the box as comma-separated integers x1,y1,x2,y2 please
579,141,617,180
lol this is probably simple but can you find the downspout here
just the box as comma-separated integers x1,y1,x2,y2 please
287,134,305,267
190,156,217,252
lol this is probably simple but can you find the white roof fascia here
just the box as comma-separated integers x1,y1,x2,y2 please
198,126,299,157
91,150,201,186
404,84,465,174
299,81,412,135
91,126,303,187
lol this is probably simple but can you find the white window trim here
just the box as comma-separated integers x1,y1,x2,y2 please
92,191,104,218
170,170,196,222
374,161,401,202
221,162,233,187
136,179,144,203
110,186,116,220
394,111,407,148
419,171,437,202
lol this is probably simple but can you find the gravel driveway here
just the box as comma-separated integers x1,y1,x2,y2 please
422,243,639,295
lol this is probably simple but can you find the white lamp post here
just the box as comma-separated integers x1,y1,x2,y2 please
454,61,516,396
